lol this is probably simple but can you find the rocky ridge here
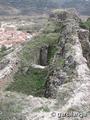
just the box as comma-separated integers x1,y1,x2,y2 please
0,10,90,120
0,24,32,90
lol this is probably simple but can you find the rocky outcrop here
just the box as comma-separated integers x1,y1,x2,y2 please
78,29,90,68
45,10,80,98
44,10,90,119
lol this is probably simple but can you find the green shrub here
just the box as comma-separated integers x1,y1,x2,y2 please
6,67,48,97
80,19,90,29
0,46,7,61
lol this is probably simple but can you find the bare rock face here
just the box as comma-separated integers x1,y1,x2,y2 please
78,29,90,67
45,10,80,98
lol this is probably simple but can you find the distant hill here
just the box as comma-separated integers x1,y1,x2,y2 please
62,0,90,15
0,0,90,16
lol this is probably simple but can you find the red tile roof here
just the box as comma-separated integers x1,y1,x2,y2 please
0,26,29,45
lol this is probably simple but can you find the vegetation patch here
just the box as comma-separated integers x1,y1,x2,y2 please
0,46,7,60
6,67,48,97
80,18,90,29
20,19,63,66
33,106,50,112
48,45,58,64
6,15,63,97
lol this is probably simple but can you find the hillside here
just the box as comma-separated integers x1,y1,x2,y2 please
0,9,90,120
0,0,60,15
0,0,90,15
62,0,90,15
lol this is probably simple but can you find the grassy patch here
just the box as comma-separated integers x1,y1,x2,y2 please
0,46,7,61
48,45,57,64
19,16,64,66
33,106,50,112
6,67,48,97
43,20,64,34
20,32,60,66
80,18,90,29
